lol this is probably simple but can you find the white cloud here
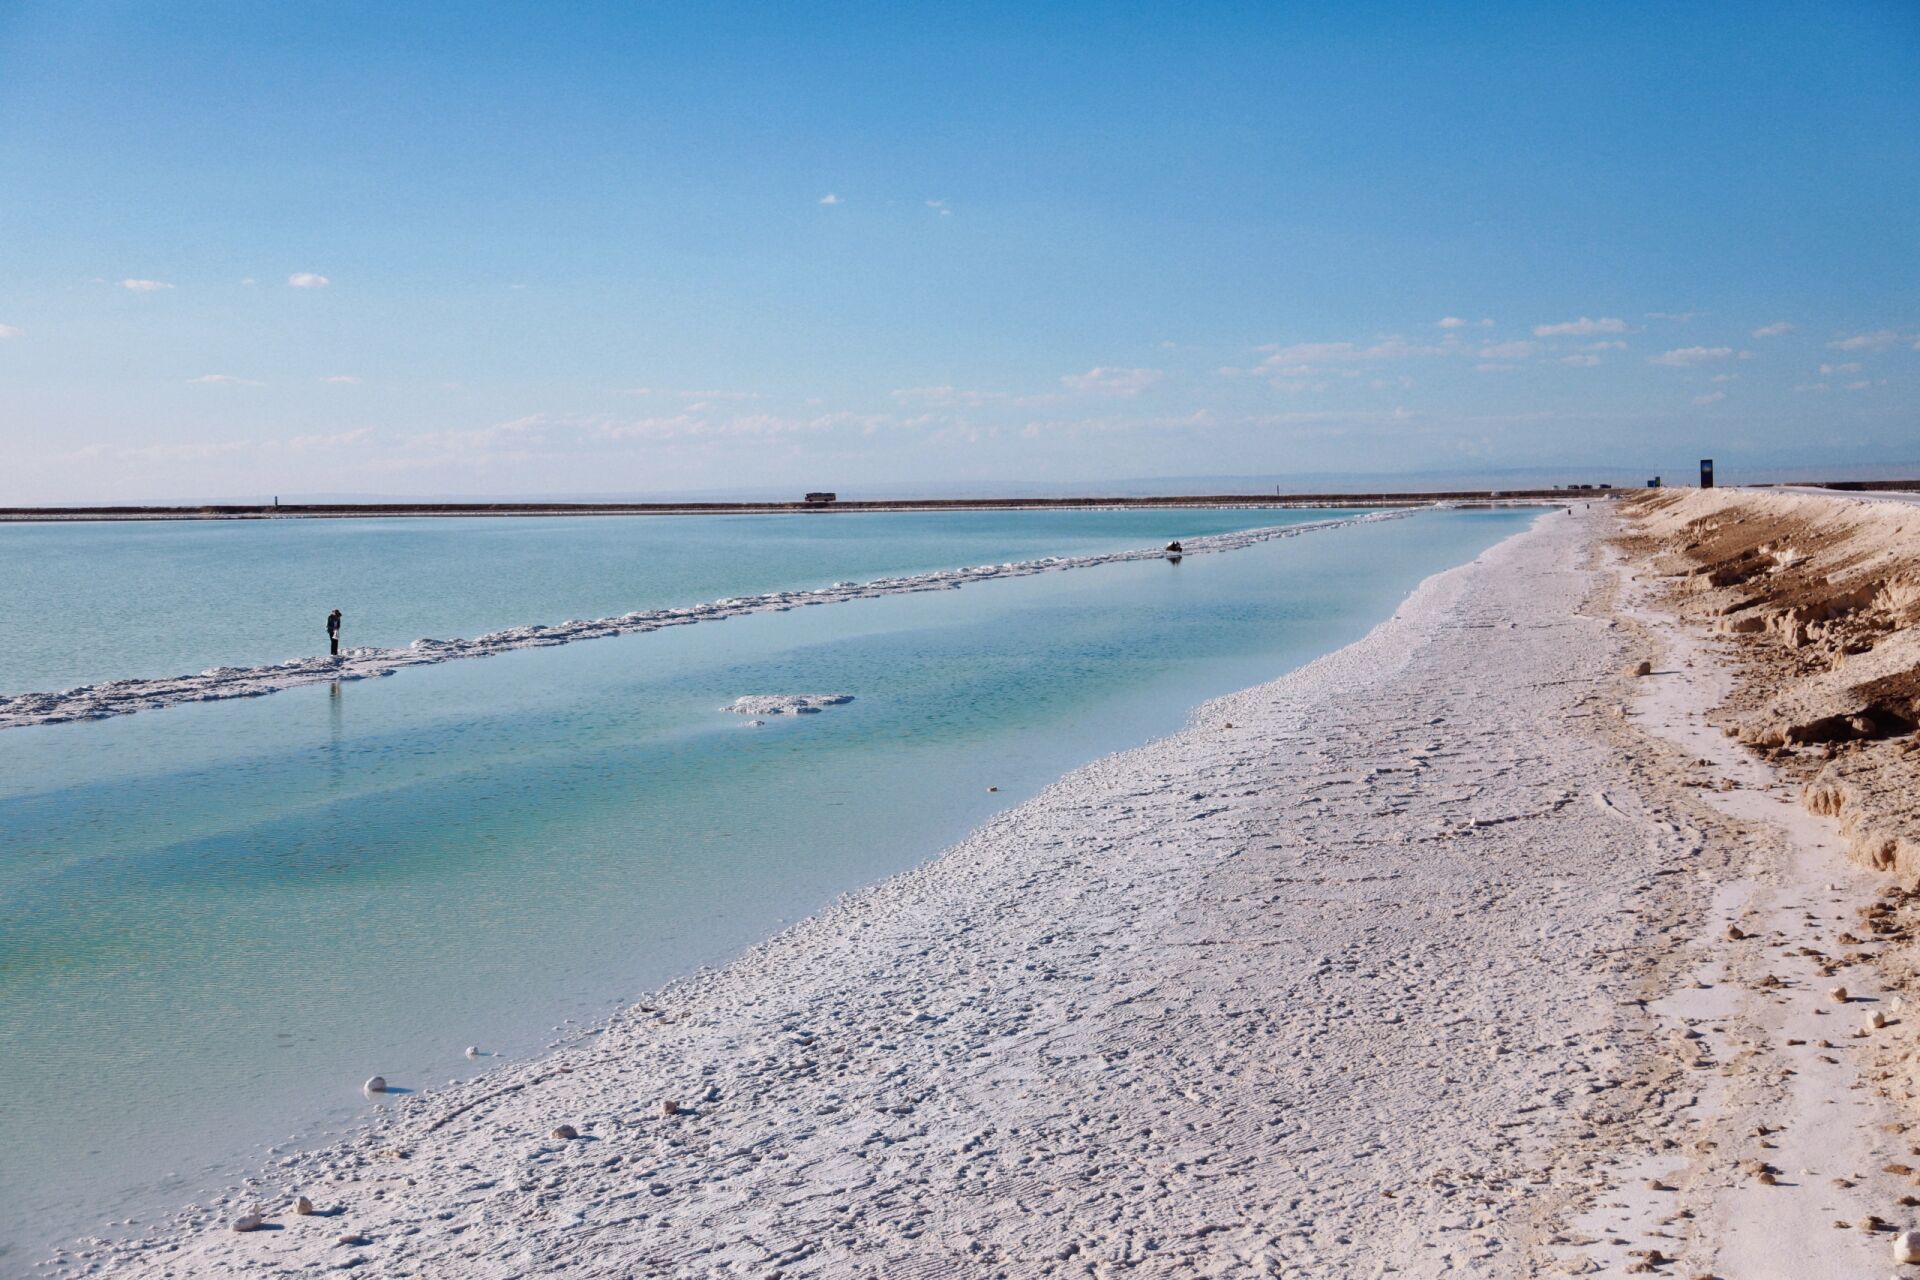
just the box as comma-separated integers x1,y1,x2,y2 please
1693,391,1727,405
818,193,841,205
891,385,1007,406
1794,382,1830,393
1060,366,1165,396
1710,373,1738,382
925,199,951,215
1251,338,1442,366
680,391,770,411
1648,310,1706,322
288,272,330,288
1533,316,1630,337
1437,316,1467,329
121,278,173,292
188,373,263,386
1223,333,1478,387
239,277,256,286
583,410,899,444
1587,340,1627,350
1844,380,1874,391
1819,362,1862,376
1751,320,1792,338
322,374,362,385
1649,346,1737,367
288,427,373,450
1477,340,1539,360
1474,362,1516,373
1828,329,1904,351
616,386,654,396
0,323,20,338
1559,354,1601,367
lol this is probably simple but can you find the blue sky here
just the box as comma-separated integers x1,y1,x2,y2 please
0,1,1915,501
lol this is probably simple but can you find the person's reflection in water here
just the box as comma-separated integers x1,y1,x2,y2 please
326,681,345,790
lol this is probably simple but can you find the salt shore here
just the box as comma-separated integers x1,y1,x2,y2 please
0,509,1409,731
51,504,1920,1277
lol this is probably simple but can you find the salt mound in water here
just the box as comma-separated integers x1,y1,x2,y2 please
725,694,855,716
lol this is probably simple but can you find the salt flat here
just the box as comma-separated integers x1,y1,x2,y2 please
57,506,1908,1278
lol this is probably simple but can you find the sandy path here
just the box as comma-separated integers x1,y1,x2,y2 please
52,508,1907,1278
1545,548,1912,1275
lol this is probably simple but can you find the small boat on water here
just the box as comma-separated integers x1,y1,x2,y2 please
1165,539,1183,563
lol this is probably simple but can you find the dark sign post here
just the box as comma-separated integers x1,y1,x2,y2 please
1700,459,1714,489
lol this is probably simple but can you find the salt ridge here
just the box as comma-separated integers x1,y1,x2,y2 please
725,694,855,716
0,509,1415,730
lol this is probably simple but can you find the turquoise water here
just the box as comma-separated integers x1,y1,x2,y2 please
0,508,1328,695
0,507,1533,1264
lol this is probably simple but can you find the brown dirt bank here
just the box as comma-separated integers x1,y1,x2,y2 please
1619,489,1920,1134
1619,488,1920,874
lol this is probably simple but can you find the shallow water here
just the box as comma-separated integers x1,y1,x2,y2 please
0,508,1327,694
0,507,1534,1263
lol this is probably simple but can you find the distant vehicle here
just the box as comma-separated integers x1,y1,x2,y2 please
1647,476,1662,488
804,492,837,504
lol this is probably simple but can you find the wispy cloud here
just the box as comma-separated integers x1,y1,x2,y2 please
1751,320,1792,338
63,428,374,466
1559,354,1602,367
1477,340,1539,360
925,199,951,215
677,389,763,402
1647,310,1706,322
891,385,1007,407
1060,366,1165,396
239,277,257,286
818,193,841,205
1437,316,1467,329
322,374,362,385
288,428,373,450
121,278,173,292
1533,316,1630,337
1693,391,1727,405
1827,329,1904,351
1819,362,1862,376
0,323,21,339
1649,346,1745,367
188,373,264,386
1221,333,1482,388
288,272,330,288
1249,338,1441,366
